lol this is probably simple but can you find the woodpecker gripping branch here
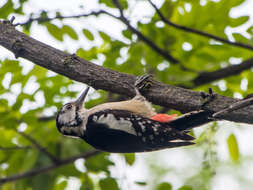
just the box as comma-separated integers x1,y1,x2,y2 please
56,75,214,153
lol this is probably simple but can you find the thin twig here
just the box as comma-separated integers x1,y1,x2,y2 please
147,0,253,51
0,150,101,184
213,96,253,118
17,131,60,164
15,10,108,26
190,57,253,87
38,115,55,122
112,0,124,16
112,0,179,64
16,8,179,64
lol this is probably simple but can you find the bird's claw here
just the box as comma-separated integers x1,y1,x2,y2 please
200,88,216,109
135,74,153,93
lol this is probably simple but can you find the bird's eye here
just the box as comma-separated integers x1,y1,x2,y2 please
66,104,72,110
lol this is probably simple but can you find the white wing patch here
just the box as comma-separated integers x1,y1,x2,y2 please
138,121,146,132
96,114,137,136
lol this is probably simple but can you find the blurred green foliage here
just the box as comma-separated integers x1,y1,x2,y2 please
0,0,253,189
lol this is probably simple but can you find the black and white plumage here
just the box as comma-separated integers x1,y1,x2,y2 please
56,76,213,153
84,109,196,153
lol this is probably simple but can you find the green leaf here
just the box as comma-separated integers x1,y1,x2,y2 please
119,0,128,9
85,153,114,173
45,23,63,41
38,11,49,25
230,16,249,27
99,177,119,190
21,150,39,171
99,31,111,42
135,181,147,186
178,185,193,190
76,47,98,60
247,26,253,35
82,29,94,41
53,180,67,190
99,0,114,8
99,0,128,9
227,133,240,163
62,25,78,40
122,29,132,39
56,164,80,177
156,182,172,190
80,173,94,190
123,153,135,165
31,173,55,190
229,0,245,7
0,0,14,19
232,33,249,43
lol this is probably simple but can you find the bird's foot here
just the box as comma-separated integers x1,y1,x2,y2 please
134,74,153,95
200,88,216,109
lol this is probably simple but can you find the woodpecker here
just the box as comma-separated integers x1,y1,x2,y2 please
56,75,213,153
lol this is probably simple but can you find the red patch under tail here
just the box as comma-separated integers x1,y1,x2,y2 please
151,114,177,123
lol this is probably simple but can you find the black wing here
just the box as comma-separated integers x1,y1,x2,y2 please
82,109,195,153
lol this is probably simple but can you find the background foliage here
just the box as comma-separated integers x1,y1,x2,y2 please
1,0,253,189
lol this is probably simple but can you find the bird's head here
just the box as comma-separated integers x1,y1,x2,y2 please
56,87,90,137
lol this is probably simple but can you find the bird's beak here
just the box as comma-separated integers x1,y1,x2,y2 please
75,86,90,110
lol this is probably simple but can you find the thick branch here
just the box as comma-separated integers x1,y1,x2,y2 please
1,21,253,124
148,0,253,51
15,9,253,86
0,150,100,184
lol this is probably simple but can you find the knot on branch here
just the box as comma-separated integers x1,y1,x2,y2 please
63,53,79,66
11,39,25,58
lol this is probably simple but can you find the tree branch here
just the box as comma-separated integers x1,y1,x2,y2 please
147,0,253,51
15,10,108,26
38,115,55,122
1,21,253,124
17,131,60,164
112,0,124,16
213,95,253,118
15,8,179,64
14,8,253,87
191,57,253,87
0,150,100,184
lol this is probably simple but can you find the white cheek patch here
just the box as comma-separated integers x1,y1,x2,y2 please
58,110,76,125
96,114,137,136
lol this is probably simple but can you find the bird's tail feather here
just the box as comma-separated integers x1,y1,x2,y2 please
167,110,214,131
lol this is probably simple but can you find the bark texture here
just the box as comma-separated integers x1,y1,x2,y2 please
1,21,253,124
